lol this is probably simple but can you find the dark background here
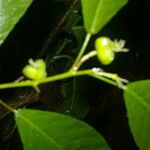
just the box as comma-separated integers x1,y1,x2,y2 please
0,0,149,149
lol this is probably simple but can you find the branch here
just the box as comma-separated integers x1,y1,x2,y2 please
37,0,80,58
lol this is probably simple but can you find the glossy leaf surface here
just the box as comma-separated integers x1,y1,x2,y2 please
15,109,110,150
0,0,32,45
81,0,128,34
124,80,150,150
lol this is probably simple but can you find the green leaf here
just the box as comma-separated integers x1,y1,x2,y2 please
81,0,128,34
124,80,150,150
15,109,110,150
0,0,32,45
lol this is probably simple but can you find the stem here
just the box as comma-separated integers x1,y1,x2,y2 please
39,69,92,84
91,71,128,89
51,55,73,64
70,33,92,71
69,77,76,111
0,68,122,92
90,74,117,86
0,100,16,113
0,80,33,90
0,70,92,90
75,50,97,70
37,0,80,58
55,38,68,56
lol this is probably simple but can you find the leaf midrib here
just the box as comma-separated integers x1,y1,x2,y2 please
16,111,62,150
126,88,150,111
90,0,103,33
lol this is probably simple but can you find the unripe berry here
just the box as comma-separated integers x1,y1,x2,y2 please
95,37,115,65
22,59,47,80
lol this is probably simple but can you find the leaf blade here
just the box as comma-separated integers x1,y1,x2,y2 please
124,80,150,150
81,0,128,34
0,0,32,45
15,109,110,150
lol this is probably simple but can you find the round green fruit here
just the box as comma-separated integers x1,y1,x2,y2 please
97,47,115,65
95,37,111,50
95,37,115,65
22,59,47,80
34,59,46,70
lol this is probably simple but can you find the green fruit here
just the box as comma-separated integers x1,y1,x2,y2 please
95,37,115,65
95,37,111,50
22,59,47,80
34,59,46,70
97,47,115,65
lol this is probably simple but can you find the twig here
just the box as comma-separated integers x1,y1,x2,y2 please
36,0,80,58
